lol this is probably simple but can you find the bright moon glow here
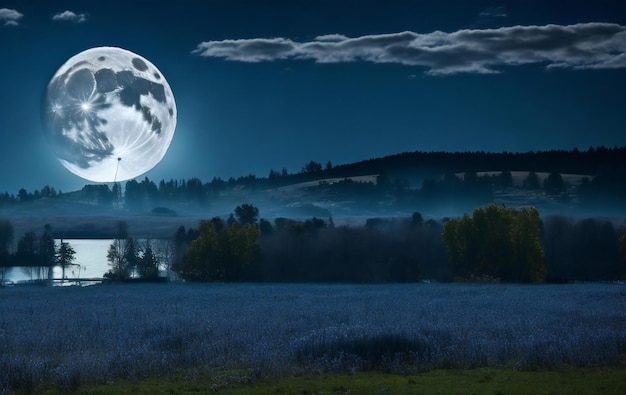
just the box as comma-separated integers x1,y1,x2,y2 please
42,47,177,182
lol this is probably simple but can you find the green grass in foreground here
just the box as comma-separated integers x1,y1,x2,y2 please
36,365,626,395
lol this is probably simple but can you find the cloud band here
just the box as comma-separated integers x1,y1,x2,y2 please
0,8,23,26
192,23,626,75
52,10,87,23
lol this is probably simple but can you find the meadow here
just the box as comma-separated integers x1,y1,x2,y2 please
0,282,625,393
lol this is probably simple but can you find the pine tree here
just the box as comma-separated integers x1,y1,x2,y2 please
56,240,76,280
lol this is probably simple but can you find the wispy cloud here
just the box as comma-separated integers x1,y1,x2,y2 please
192,23,626,75
52,10,87,23
479,6,507,19
0,8,23,26
315,34,350,42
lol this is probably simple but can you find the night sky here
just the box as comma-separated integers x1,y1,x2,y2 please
1,0,625,194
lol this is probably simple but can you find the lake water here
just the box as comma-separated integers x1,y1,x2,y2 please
2,239,113,284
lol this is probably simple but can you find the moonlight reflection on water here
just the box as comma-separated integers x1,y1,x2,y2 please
4,239,112,283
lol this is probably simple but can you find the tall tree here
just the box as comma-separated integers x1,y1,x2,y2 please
524,171,540,190
16,231,39,280
106,239,129,280
124,237,139,277
18,188,31,203
140,177,159,207
153,238,175,279
544,172,566,194
137,240,159,279
442,204,545,282
16,232,38,261
173,226,188,269
0,219,13,259
112,182,122,207
105,221,136,280
176,220,260,281
124,179,143,210
56,240,76,280
301,160,323,174
234,204,259,225
508,207,545,282
0,219,13,284
39,224,56,279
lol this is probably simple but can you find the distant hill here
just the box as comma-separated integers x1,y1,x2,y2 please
1,146,625,236
322,147,625,180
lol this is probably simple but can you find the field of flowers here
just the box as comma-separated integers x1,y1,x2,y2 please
1,282,625,392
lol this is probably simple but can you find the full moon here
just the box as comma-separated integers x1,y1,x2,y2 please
42,47,177,182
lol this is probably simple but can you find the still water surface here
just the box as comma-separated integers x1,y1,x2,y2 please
3,239,112,283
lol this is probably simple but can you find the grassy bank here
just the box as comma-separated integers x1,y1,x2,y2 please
36,365,626,394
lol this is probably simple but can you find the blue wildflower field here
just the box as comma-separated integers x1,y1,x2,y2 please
1,283,625,392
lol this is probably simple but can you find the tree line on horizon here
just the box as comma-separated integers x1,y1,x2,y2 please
1,146,625,211
99,203,626,283
2,166,620,216
1,203,625,284
170,204,626,283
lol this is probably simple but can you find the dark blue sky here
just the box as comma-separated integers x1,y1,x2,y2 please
1,0,625,194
